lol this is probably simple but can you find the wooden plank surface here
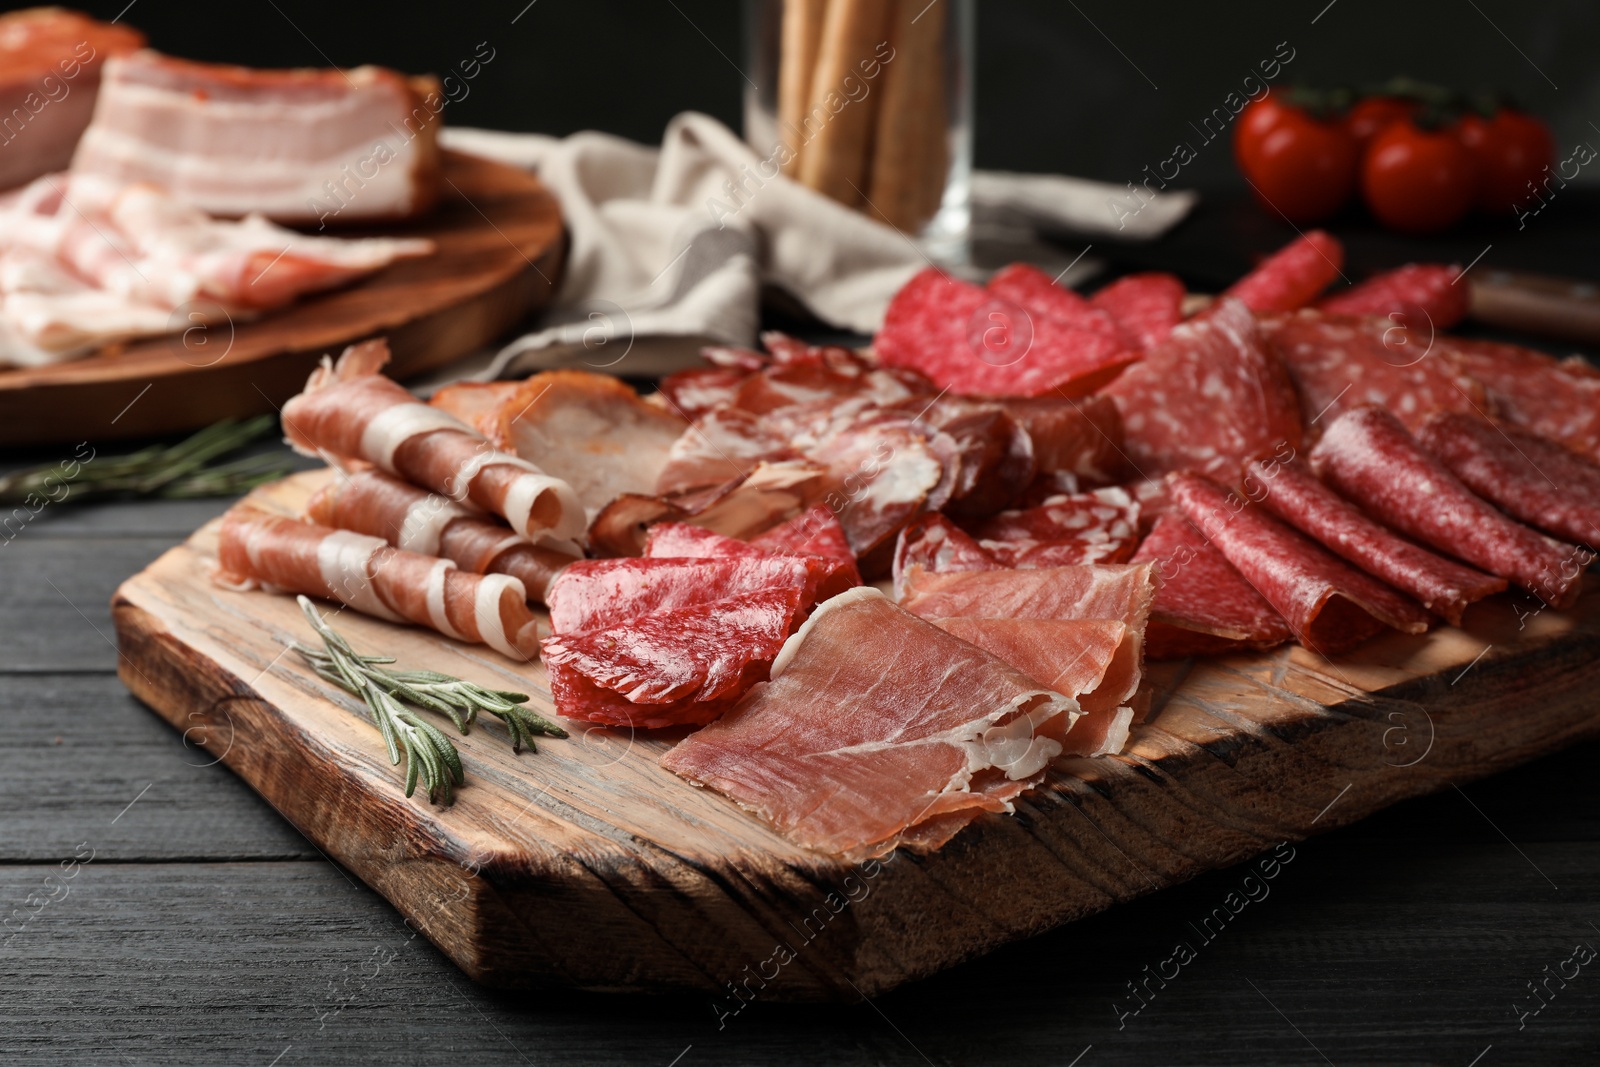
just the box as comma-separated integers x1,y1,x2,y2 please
107,469,1600,1004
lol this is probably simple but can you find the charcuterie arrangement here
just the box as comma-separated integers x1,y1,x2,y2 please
214,229,1599,860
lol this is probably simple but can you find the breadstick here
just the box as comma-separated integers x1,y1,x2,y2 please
867,0,947,231
797,0,893,205
778,0,829,174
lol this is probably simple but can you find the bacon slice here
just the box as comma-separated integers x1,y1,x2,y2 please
1171,471,1430,654
1418,413,1600,551
72,50,443,223
1101,297,1302,480
305,469,578,603
1245,455,1505,625
1091,272,1187,349
1222,231,1344,312
280,339,585,545
660,588,1079,858
1314,263,1470,329
1130,512,1292,658
1435,336,1600,462
1312,405,1585,609
214,504,540,658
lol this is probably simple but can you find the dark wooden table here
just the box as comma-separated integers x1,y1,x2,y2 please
6,200,1600,1065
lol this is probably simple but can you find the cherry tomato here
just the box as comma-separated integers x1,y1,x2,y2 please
1235,97,1358,223
1344,96,1416,150
1361,119,1477,233
1455,107,1555,215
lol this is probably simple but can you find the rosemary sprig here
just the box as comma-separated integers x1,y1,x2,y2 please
288,598,565,803
0,416,291,505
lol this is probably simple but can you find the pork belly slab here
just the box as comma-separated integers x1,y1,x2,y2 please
72,50,443,224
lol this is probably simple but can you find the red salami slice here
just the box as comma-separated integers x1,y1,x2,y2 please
750,504,858,567
1259,310,1486,436
1311,405,1585,609
1222,230,1344,312
968,487,1140,567
546,555,832,635
1315,263,1470,329
1101,297,1302,480
1245,455,1506,625
890,395,1036,517
987,263,1124,337
657,366,751,421
998,394,1127,485
1129,512,1291,658
1091,272,1187,349
542,587,804,728
1171,471,1430,654
1418,412,1600,550
892,512,999,595
1436,337,1600,462
654,408,793,497
873,267,1140,398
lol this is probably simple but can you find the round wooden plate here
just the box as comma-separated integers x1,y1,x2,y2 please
0,150,565,447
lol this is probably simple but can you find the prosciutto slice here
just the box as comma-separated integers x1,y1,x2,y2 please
1170,471,1431,654
214,505,540,659
305,469,579,603
1245,455,1505,625
72,50,444,223
280,339,585,545
1312,405,1585,609
899,562,1157,626
660,588,1079,858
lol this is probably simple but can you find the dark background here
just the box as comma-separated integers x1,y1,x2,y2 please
23,0,1600,191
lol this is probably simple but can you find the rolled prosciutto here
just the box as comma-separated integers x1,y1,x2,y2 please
306,469,579,604
215,505,541,659
281,339,585,545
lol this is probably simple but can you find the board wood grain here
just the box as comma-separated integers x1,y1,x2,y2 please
0,151,564,447
110,470,1600,1001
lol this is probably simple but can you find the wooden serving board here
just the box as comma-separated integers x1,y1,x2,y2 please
111,471,1600,1001
0,151,564,447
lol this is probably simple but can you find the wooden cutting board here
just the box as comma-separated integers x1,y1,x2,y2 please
111,470,1600,1002
0,151,564,447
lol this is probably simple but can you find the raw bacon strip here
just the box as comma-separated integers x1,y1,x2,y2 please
1258,311,1486,435
542,587,804,729
1101,297,1302,480
660,588,1079,858
1171,471,1430,654
1312,406,1585,609
1130,513,1291,659
1418,412,1600,550
967,487,1140,567
873,267,1140,398
546,555,833,635
986,263,1124,338
1245,456,1505,625
998,395,1126,485
214,505,540,659
1435,337,1600,462
280,339,585,545
900,562,1157,630
1222,231,1344,312
893,512,999,596
305,469,578,604
1091,272,1187,350
1315,263,1469,329
643,520,859,600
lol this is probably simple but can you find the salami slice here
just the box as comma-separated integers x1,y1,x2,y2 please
967,487,1140,567
306,469,579,604
214,505,542,659
1170,472,1430,654
998,394,1127,485
1315,263,1470,329
1258,310,1486,436
892,512,999,595
891,395,1036,517
1222,230,1344,312
657,365,752,421
1436,336,1600,462
1244,455,1506,625
1418,412,1600,550
644,520,860,600
873,267,1140,398
1101,297,1302,480
546,555,833,635
1129,512,1291,659
1311,405,1585,609
1091,272,1187,349
986,263,1124,337
750,504,859,567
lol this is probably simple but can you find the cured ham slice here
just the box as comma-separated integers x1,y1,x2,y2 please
1101,297,1302,480
998,395,1126,485
1221,231,1344,312
1171,471,1430,654
280,339,585,545
542,587,805,728
660,588,1080,858
305,469,579,603
1258,311,1486,436
214,505,540,658
1314,263,1469,330
1435,337,1600,462
1130,513,1292,658
545,555,834,636
1245,455,1505,625
899,562,1157,626
643,520,859,600
72,50,444,223
0,9,143,191
1418,413,1600,551
1312,406,1586,609
873,267,1140,398
1091,272,1187,350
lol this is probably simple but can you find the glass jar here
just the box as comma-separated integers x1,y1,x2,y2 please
743,0,974,264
